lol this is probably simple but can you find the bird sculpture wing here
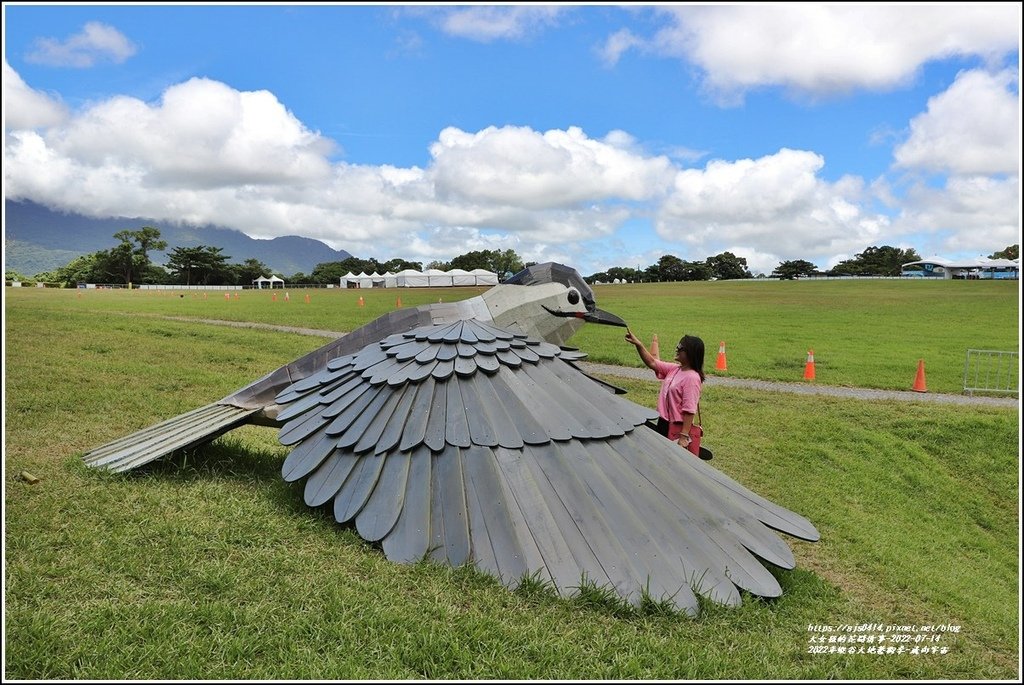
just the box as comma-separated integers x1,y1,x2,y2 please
274,318,820,614
81,304,459,472
80,264,607,473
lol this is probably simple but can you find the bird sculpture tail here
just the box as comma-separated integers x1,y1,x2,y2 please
81,403,260,473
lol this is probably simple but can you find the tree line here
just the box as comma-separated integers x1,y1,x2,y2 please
589,244,1019,282
6,229,533,288
5,226,1018,287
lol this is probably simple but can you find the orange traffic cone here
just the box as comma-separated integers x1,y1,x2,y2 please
358,296,365,307
912,359,927,392
304,293,311,304
803,349,816,381
396,295,403,308
272,292,277,302
716,341,727,371
234,292,239,299
284,292,290,302
224,292,230,300
650,333,660,360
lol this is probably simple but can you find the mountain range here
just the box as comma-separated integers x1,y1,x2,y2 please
3,199,352,277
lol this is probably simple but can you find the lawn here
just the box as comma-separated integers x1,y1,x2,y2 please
8,278,1018,394
3,283,1019,679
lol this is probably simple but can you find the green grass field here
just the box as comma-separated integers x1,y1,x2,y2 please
4,282,1020,679
7,278,1017,393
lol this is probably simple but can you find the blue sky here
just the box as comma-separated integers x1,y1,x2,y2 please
3,3,1021,276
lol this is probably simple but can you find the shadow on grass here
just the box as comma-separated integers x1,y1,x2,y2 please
72,437,837,624
73,434,335,525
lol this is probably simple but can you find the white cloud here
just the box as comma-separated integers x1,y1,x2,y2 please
4,66,1017,276
599,28,643,67
890,175,1021,255
439,6,566,42
25,21,137,68
45,77,336,188
3,61,68,129
655,149,892,265
894,69,1020,176
2,70,666,268
428,125,674,209
616,5,1020,101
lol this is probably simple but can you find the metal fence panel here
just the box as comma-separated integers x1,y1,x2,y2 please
963,349,1019,396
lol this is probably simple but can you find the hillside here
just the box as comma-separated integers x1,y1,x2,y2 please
3,199,352,276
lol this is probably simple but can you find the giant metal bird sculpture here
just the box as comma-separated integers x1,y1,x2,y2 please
83,263,819,614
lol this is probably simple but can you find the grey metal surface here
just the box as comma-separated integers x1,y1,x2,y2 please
80,403,259,472
273,316,820,614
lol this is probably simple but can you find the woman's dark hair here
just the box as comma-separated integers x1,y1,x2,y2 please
677,335,705,381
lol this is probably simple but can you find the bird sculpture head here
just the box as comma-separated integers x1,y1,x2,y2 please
483,263,625,347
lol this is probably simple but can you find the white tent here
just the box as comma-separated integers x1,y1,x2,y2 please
389,268,501,287
470,268,499,285
396,269,429,287
340,271,359,288
355,272,374,288
253,275,285,289
369,272,387,288
425,269,453,287
448,268,477,286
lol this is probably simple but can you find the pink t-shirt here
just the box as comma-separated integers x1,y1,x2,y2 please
652,360,701,440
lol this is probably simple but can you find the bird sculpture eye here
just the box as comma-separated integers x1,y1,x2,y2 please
566,288,580,305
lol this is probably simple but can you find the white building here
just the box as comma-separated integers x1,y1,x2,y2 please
901,256,1019,280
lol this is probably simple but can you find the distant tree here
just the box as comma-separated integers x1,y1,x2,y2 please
6,269,31,282
989,244,1019,260
166,247,205,285
651,254,688,281
235,258,272,285
85,247,125,284
449,249,524,278
116,226,166,262
449,250,492,272
47,253,103,286
829,245,921,276
425,260,451,271
311,258,374,284
605,266,643,283
111,226,167,285
107,241,141,286
705,251,752,280
196,247,231,285
381,258,422,272
772,260,818,280
491,249,525,279
139,262,170,285
679,260,713,281
166,246,231,285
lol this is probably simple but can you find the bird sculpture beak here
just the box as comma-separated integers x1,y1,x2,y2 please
542,305,627,327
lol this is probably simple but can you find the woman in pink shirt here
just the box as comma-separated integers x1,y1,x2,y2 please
625,328,706,457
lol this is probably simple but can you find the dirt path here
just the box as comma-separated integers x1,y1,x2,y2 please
164,315,1019,409
579,362,1018,409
